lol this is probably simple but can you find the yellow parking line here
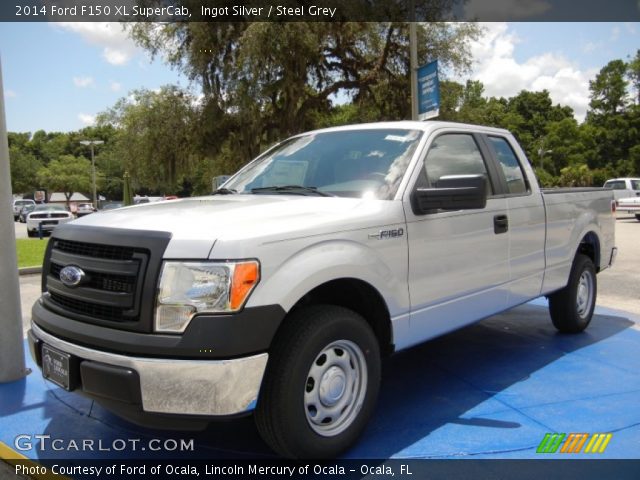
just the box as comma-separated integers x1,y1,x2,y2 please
0,441,70,479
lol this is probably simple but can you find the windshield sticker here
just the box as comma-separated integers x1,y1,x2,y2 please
385,131,420,143
265,160,309,186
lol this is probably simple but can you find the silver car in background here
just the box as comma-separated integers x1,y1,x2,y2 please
12,198,35,221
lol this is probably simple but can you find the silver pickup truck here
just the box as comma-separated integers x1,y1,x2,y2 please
28,121,616,458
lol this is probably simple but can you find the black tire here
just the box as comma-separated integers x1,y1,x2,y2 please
635,214,640,222
549,254,597,333
255,304,381,458
27,229,35,238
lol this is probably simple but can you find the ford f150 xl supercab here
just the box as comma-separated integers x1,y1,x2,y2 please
28,121,616,458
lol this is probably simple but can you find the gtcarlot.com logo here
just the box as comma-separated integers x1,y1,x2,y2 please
536,433,612,454
14,434,194,452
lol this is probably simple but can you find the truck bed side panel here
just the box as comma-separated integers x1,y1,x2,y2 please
541,189,615,295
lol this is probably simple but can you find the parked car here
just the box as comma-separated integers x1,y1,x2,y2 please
616,196,640,221
100,202,124,211
28,121,616,458
603,177,640,201
18,203,36,223
76,203,96,217
26,204,74,237
133,195,164,204
12,198,35,221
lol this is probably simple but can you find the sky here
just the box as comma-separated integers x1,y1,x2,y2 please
0,21,638,133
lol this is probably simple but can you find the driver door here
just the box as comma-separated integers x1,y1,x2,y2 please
401,130,510,349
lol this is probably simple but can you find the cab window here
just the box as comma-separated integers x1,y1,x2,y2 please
604,181,626,190
423,134,493,195
488,136,529,195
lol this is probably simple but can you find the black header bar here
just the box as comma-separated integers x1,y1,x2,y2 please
3,0,639,22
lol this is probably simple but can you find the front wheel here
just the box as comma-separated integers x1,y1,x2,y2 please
635,213,640,222
549,253,597,333
255,305,381,458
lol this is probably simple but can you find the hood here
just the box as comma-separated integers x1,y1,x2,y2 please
69,195,400,257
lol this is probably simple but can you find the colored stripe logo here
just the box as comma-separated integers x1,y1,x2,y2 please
536,433,612,454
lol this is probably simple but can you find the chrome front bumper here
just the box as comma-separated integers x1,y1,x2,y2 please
30,322,268,416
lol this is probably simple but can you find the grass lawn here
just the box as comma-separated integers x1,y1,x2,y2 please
16,238,49,268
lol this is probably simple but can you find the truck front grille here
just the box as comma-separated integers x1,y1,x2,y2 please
53,238,135,261
40,226,171,332
43,237,151,330
50,262,136,294
48,292,127,323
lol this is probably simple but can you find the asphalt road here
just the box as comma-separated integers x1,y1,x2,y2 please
597,215,639,315
13,219,27,239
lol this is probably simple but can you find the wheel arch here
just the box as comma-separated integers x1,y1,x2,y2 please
577,231,601,271
280,278,394,357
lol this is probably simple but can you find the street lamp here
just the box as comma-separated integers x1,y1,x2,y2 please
537,147,553,170
80,140,104,208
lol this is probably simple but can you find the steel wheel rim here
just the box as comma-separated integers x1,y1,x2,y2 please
576,270,594,317
304,339,367,437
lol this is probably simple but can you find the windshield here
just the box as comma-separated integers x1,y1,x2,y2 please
224,129,423,200
34,204,66,211
16,200,33,206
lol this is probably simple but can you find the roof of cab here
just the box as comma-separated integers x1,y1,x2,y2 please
305,120,511,136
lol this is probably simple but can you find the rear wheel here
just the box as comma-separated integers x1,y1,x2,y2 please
255,305,380,458
549,254,597,333
635,213,640,222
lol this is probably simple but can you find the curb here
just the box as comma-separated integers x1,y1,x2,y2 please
19,267,42,276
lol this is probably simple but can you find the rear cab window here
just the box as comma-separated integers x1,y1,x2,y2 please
486,136,529,195
604,181,627,190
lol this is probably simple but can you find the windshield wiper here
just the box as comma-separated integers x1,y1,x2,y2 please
212,188,237,195
250,185,335,197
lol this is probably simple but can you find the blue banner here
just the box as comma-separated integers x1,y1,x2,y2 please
417,60,440,120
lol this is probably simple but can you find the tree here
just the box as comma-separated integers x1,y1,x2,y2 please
588,60,628,118
9,147,43,194
127,21,480,167
627,49,640,105
36,155,94,205
95,147,124,201
98,86,196,193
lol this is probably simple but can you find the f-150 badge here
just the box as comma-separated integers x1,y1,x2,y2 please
369,228,404,240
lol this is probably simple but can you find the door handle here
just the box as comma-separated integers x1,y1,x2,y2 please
494,214,508,234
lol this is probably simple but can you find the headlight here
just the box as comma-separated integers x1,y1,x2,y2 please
155,260,260,333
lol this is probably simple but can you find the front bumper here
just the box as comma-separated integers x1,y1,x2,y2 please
29,322,268,417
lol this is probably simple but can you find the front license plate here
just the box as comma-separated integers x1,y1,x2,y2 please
42,344,72,390
41,220,58,226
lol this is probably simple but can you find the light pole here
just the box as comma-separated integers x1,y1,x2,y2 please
409,0,418,120
80,140,104,209
537,147,553,170
0,54,27,382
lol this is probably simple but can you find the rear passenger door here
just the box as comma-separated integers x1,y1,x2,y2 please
480,134,546,304
403,130,510,349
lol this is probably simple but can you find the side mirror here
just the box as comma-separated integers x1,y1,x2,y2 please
411,174,488,214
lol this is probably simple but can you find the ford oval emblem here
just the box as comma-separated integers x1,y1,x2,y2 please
59,265,85,288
